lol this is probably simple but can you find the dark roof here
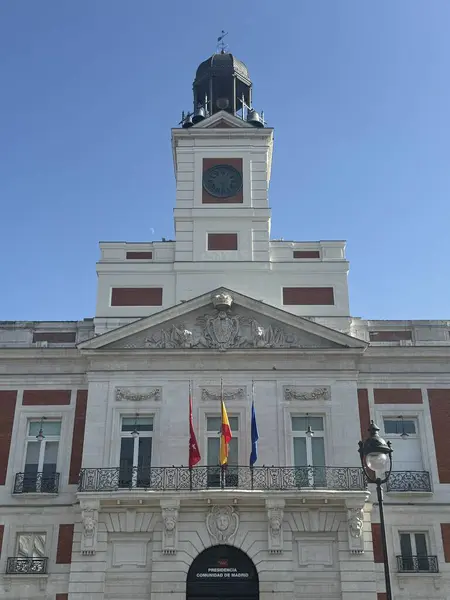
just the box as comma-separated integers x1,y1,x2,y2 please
195,52,249,82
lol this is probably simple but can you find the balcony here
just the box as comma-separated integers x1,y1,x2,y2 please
6,557,48,575
386,471,431,493
13,472,60,494
397,555,439,573
78,465,366,493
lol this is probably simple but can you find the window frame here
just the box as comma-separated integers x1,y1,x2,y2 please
23,419,61,474
9,400,73,492
15,532,47,558
109,405,161,468
375,407,430,473
205,414,240,467
391,524,437,565
291,415,326,466
119,415,154,470
286,408,331,467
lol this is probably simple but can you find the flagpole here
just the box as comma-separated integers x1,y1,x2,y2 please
189,380,193,491
220,377,224,489
251,380,255,490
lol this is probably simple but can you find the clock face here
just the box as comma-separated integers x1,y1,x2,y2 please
202,164,243,198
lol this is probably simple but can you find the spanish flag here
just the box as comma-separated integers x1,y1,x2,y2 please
219,400,232,465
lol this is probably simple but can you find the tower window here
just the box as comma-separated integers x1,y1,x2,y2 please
208,233,238,251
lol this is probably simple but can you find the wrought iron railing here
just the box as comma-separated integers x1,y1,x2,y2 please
6,557,48,574
396,555,439,573
13,472,60,494
386,471,431,493
78,465,366,492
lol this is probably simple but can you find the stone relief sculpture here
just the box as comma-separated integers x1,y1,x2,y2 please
115,387,161,402
81,501,99,555
348,508,364,538
206,505,239,543
266,499,284,553
284,387,330,402
345,502,365,554
123,292,327,351
201,387,246,402
161,500,179,554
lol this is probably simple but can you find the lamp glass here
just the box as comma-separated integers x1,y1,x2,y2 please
366,452,389,472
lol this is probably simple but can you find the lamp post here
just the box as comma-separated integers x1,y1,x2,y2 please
358,421,393,600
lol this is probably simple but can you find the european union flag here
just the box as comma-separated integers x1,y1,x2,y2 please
249,400,259,467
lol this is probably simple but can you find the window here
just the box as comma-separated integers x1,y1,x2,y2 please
207,233,238,251
399,533,433,572
206,415,239,487
16,533,46,558
384,418,417,436
6,533,48,574
383,417,423,472
119,416,153,488
292,416,326,486
23,420,60,492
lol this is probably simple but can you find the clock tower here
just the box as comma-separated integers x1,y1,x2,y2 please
172,50,273,270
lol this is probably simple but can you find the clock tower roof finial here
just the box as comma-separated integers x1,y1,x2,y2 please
179,36,265,129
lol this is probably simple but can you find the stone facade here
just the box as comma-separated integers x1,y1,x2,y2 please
1,54,450,600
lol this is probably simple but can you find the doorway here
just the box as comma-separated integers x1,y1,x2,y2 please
186,544,259,600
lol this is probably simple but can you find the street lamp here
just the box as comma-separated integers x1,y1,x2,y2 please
358,421,393,600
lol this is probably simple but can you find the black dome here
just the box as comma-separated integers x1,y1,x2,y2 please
195,52,250,82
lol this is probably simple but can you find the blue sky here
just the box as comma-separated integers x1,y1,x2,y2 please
1,1,449,321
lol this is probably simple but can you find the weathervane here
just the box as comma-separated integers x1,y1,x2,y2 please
217,30,228,53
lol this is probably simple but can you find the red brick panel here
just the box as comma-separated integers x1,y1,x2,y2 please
56,594,69,600
33,332,76,343
69,390,88,485
0,391,17,485
357,389,370,440
22,390,71,406
282,287,334,306
372,523,383,563
125,252,153,259
111,287,163,307
373,388,422,404
0,524,4,556
369,330,412,342
56,524,74,564
208,233,238,251
293,250,320,259
202,158,243,204
441,524,450,562
429,390,450,483
377,594,387,600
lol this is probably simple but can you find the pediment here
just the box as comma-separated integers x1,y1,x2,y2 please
194,110,253,129
79,289,366,353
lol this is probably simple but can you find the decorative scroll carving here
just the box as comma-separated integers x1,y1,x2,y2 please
266,499,284,554
201,387,246,402
160,499,179,555
115,387,161,402
284,387,330,402
345,500,365,554
81,500,99,555
206,505,239,543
